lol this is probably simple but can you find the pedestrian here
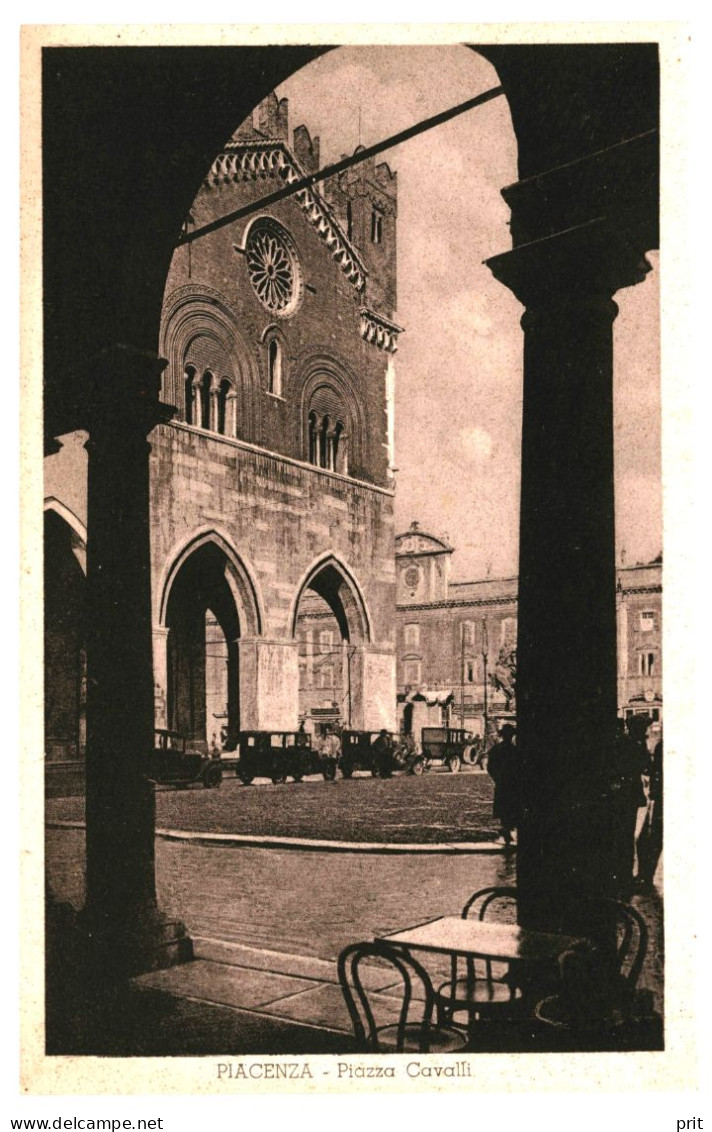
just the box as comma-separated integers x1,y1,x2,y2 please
609,718,648,897
320,725,341,776
487,724,520,846
635,731,663,891
372,729,394,778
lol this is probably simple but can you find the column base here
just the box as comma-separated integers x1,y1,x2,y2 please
72,902,194,983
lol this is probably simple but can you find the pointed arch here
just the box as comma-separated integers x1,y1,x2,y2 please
43,497,87,573
288,551,372,644
157,526,264,637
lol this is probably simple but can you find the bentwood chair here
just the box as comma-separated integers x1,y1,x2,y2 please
337,940,468,1053
534,898,649,1035
434,886,524,1030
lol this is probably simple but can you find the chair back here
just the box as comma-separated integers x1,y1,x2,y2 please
459,886,518,986
337,941,440,1052
462,886,519,922
558,898,648,998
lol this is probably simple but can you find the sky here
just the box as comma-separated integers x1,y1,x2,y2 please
277,45,662,580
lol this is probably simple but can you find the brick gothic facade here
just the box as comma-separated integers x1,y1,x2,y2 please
44,93,399,758
395,522,662,740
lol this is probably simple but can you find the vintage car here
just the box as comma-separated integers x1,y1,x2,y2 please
419,727,480,774
147,729,223,789
235,730,337,784
339,731,422,778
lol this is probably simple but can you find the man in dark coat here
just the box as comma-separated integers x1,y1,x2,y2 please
609,717,648,897
636,732,663,891
487,724,520,845
372,729,395,778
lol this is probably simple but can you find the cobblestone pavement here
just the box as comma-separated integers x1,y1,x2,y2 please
47,768,501,843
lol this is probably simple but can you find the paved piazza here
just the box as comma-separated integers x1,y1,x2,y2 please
46,827,516,962
45,770,663,1013
48,768,500,843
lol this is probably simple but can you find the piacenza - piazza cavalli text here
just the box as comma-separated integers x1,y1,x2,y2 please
217,1061,473,1080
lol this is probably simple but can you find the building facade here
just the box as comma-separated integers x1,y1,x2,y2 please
395,522,662,738
44,92,400,759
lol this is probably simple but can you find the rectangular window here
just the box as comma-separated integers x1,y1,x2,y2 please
405,623,420,648
404,660,421,686
464,660,475,684
319,630,333,655
640,610,655,632
319,665,334,689
638,652,655,676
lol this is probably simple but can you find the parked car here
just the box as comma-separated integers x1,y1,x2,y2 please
236,730,337,784
147,729,223,789
339,731,422,778
419,727,479,774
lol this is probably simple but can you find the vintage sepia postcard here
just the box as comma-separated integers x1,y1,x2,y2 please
18,19,698,1102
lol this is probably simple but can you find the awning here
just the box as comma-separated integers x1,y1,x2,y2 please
403,686,454,706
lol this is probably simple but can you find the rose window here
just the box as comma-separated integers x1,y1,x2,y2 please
245,220,301,316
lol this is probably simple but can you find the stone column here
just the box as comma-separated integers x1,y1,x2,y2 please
486,220,650,928
227,391,238,438
210,387,219,433
152,626,169,728
82,345,190,976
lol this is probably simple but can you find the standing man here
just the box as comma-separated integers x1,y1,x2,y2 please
609,717,648,897
372,729,395,778
636,731,663,891
487,724,520,846
320,725,341,778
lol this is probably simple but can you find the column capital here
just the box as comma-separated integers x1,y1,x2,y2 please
87,344,175,435
486,219,651,311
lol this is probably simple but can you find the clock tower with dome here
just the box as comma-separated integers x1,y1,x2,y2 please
396,522,453,605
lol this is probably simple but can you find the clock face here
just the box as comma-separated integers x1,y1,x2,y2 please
404,566,421,594
245,219,302,316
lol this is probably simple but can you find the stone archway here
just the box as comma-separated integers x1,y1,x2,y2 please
163,541,244,751
291,554,377,731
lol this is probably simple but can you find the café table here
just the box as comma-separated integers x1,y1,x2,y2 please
377,916,587,1049
378,916,584,968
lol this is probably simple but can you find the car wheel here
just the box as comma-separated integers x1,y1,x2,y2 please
238,773,253,785
271,774,288,785
203,763,223,788
322,762,337,782
410,757,425,776
447,754,461,773
340,763,353,779
292,774,304,783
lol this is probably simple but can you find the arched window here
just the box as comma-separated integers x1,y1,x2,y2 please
320,415,330,470
217,379,231,435
184,365,196,425
201,371,213,430
371,208,383,244
308,412,318,465
305,380,356,475
268,338,282,396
